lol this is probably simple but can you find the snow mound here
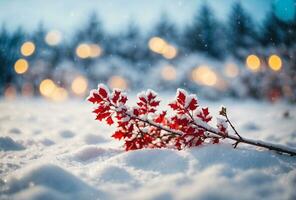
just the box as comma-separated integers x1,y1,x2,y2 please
119,149,189,174
188,145,296,171
69,146,122,162
39,138,55,146
83,133,108,144
9,128,22,134
59,130,75,138
97,166,133,183
1,164,105,200
0,137,25,151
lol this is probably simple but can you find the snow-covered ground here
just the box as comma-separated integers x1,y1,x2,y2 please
1,98,296,200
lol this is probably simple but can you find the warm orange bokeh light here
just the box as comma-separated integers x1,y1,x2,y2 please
191,65,217,86
148,37,167,54
76,44,91,59
162,45,177,59
71,76,88,95
268,54,282,71
39,79,56,97
21,41,35,56
89,44,102,58
14,59,29,74
108,76,128,89
161,65,177,80
51,87,68,102
246,54,260,72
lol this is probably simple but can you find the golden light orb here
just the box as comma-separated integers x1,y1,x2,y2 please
14,59,29,74
39,79,56,97
71,76,88,95
246,54,261,72
108,76,128,90
45,30,62,46
76,43,90,59
224,63,239,78
268,54,282,71
191,65,217,86
51,87,68,102
148,37,167,54
161,65,177,81
21,41,35,56
89,44,102,58
162,45,177,59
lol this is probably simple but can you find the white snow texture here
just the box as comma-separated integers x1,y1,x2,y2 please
0,98,296,200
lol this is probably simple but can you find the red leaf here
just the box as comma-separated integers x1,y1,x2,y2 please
150,100,160,107
98,86,108,98
202,108,209,116
88,92,103,104
188,98,198,111
147,91,156,101
212,137,219,144
106,116,114,125
139,97,147,103
93,105,110,114
154,111,167,123
169,102,179,110
96,112,110,121
177,90,186,106
133,108,140,116
119,95,128,104
196,107,212,122
111,90,121,104
112,131,124,140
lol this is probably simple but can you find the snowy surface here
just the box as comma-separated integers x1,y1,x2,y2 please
1,98,296,200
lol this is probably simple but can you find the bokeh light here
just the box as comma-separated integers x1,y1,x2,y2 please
191,65,217,86
89,44,102,58
148,37,167,54
224,63,239,78
39,79,56,97
51,87,68,102
21,41,35,56
161,65,177,81
246,54,260,72
76,43,91,59
71,76,88,95
45,30,62,46
268,54,282,71
14,59,29,74
108,75,128,89
162,45,177,59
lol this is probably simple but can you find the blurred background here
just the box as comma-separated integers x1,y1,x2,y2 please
0,0,295,102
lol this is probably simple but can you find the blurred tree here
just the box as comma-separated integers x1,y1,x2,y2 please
71,12,105,69
260,8,282,47
116,20,150,64
153,12,179,43
183,4,223,59
0,25,24,93
226,2,258,59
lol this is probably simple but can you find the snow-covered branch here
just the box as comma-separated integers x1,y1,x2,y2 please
87,84,296,156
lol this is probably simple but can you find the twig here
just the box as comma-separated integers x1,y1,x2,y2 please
110,103,296,156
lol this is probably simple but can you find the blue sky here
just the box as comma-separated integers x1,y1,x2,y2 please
0,0,294,35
